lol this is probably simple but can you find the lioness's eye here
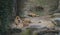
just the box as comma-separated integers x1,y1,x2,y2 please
18,20,20,23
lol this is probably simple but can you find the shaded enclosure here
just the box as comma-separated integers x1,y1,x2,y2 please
0,0,60,35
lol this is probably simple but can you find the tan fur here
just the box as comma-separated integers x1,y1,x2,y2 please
11,16,23,28
22,18,31,27
28,13,39,17
14,16,22,25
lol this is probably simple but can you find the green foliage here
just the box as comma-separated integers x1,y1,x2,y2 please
0,0,13,34
20,29,32,35
32,0,59,15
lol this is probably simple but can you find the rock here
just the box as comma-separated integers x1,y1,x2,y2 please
52,18,60,26
24,17,55,30
53,13,60,17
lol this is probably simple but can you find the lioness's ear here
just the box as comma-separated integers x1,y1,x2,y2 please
15,16,19,19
